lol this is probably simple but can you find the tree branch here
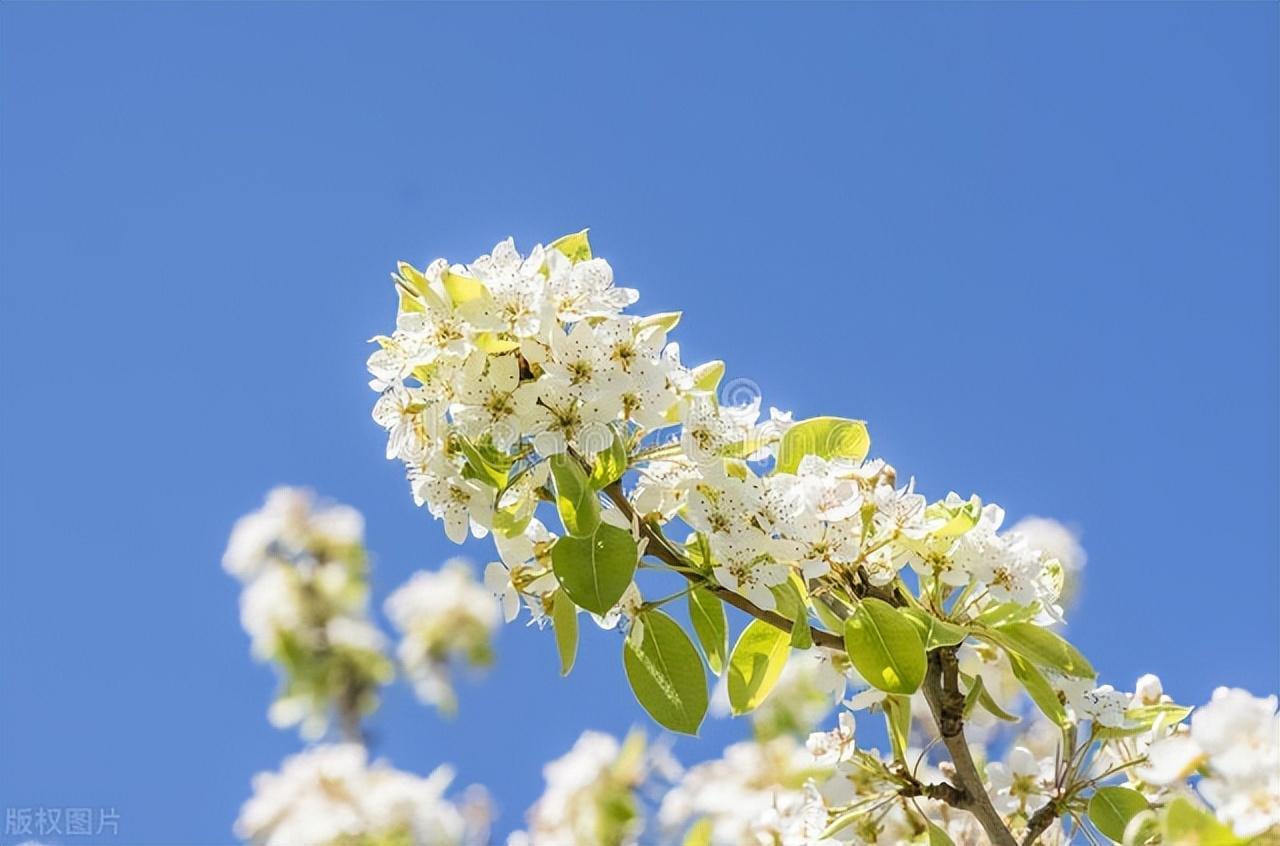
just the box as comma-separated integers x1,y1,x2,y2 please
922,649,1019,846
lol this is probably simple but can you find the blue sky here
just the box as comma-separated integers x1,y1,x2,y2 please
1,3,1276,844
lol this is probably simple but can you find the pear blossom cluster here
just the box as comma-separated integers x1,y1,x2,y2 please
509,731,674,846
384,559,498,715
659,734,830,846
368,235,1072,639
362,233,1278,846
223,487,392,738
235,744,485,846
1140,687,1280,837
225,494,493,846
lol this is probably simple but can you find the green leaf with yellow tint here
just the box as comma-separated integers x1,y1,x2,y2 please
550,524,636,616
843,598,926,695
623,610,707,735
687,587,727,676
550,229,592,263
549,453,600,537
1088,786,1149,843
775,417,870,475
727,620,790,715
551,589,578,676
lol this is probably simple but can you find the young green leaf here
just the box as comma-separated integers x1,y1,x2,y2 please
989,621,1095,679
1088,786,1149,843
457,436,511,491
790,610,814,650
843,598,926,695
901,608,969,649
1160,797,1244,845
590,431,629,489
884,694,912,763
927,823,956,846
687,587,727,676
549,453,601,537
551,589,579,676
622,610,707,735
550,524,637,616
1007,652,1069,726
961,672,1020,723
727,620,790,715
442,269,486,305
638,311,682,335
550,229,592,263
774,416,870,475
972,601,1040,628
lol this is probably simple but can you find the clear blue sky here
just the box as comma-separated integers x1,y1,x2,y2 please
1,3,1276,844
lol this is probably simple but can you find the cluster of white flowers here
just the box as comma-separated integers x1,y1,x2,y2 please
384,559,498,715
364,233,1278,846
235,743,483,846
660,734,829,846
1140,687,1280,837
369,235,1075,639
509,731,670,846
223,487,391,738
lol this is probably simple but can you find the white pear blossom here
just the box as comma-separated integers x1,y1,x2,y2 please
235,744,482,846
385,561,498,714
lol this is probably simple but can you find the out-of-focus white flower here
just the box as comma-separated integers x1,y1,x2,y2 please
512,731,654,846
1140,687,1280,837
223,488,390,739
385,560,498,715
235,744,483,846
659,735,825,846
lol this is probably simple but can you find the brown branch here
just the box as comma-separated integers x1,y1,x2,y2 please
1021,801,1059,846
922,649,1020,846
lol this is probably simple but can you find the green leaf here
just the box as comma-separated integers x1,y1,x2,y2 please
1089,786,1149,843
663,359,726,423
551,589,578,676
770,575,813,649
1161,798,1244,845
550,524,637,615
843,598,926,695
638,311,682,335
774,416,870,475
690,360,725,393
790,609,814,650
901,608,969,649
1095,703,1193,740
961,672,1020,723
812,597,846,633
927,823,956,846
590,431,629,489
456,436,511,491
884,694,912,763
549,453,601,537
550,229,592,263
622,610,707,735
727,620,791,715
687,587,727,676
1008,652,1069,726
988,622,1095,678
442,269,486,305
972,601,1040,627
